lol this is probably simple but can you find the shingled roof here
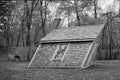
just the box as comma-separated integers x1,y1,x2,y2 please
41,24,105,43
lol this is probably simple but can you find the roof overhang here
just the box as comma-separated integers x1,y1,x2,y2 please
40,38,94,44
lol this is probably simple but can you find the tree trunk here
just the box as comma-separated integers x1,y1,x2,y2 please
26,0,36,47
42,20,46,36
16,32,21,46
74,0,81,26
94,0,97,18
34,24,39,47
76,15,81,26
25,0,37,61
34,30,38,47
4,22,10,46
21,19,25,47
26,21,31,46
40,0,46,37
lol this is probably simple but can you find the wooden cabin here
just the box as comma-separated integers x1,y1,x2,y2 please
28,24,104,68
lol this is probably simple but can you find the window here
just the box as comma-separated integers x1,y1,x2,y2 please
51,43,69,61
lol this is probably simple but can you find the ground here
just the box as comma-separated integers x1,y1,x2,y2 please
1,61,120,80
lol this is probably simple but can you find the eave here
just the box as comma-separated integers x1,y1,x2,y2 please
40,38,94,44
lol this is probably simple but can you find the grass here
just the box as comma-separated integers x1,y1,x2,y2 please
1,60,120,80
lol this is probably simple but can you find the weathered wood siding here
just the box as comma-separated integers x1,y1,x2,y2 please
31,44,58,67
61,42,91,67
30,42,92,68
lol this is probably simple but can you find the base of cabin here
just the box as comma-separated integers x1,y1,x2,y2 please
29,42,93,68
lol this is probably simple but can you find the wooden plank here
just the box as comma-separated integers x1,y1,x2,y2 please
28,44,41,68
82,43,99,68
81,42,93,68
61,43,70,61
51,45,60,61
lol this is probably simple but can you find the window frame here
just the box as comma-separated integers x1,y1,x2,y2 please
51,43,70,61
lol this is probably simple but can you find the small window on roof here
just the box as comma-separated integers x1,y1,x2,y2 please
52,43,69,61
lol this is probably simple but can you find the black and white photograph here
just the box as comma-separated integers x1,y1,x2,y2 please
0,0,120,80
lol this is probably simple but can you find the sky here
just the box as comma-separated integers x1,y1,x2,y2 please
48,0,115,16
99,0,114,9
48,0,116,27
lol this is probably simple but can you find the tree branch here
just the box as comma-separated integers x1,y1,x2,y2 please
33,0,39,10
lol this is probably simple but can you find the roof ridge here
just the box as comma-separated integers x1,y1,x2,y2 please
52,24,104,30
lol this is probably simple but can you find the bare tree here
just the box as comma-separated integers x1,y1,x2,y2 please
74,0,81,26
24,0,39,47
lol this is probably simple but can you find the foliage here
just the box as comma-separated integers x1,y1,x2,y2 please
0,0,14,46
0,0,116,61
57,0,102,26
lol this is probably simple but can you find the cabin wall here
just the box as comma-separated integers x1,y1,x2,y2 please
30,44,58,67
61,42,91,67
30,42,92,68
